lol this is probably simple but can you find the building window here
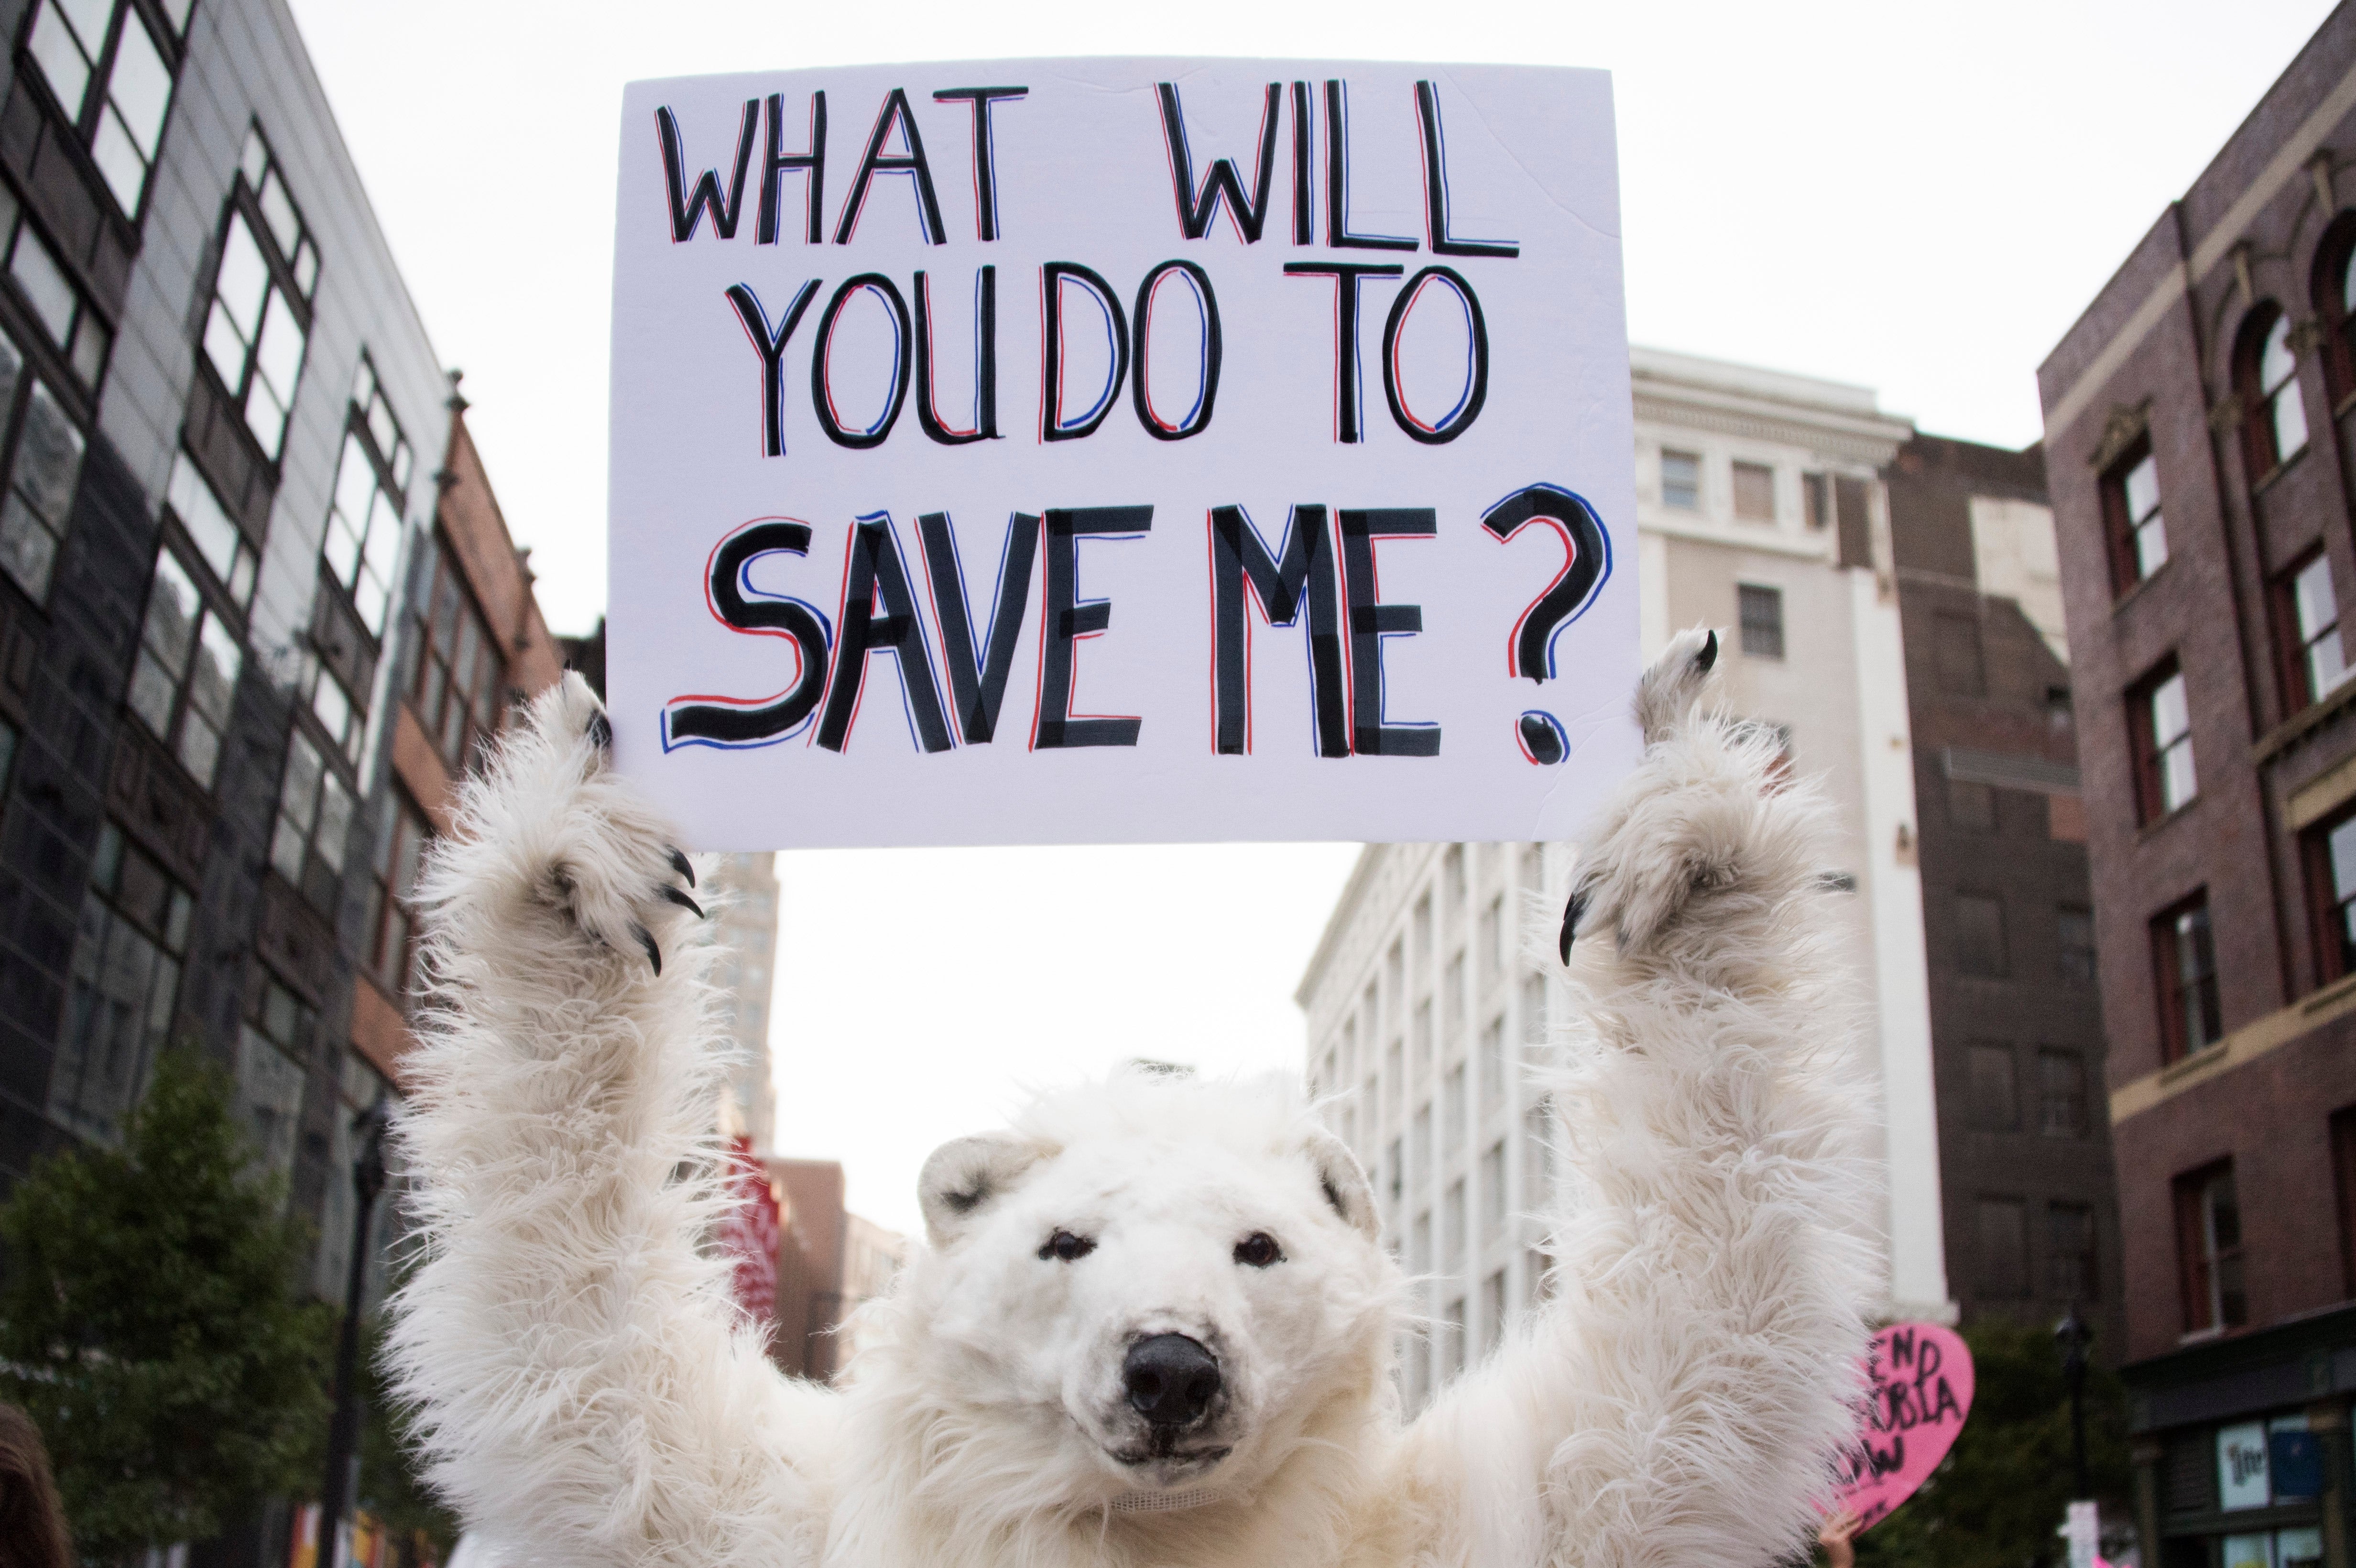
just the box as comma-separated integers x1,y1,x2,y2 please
2154,893,2223,1063
1442,1064,1465,1157
2038,1048,2087,1137
1480,1017,1505,1108
1966,1042,2018,1132
1949,778,1996,833
23,0,183,217
0,326,86,601
2102,442,2168,592
1481,1269,1506,1351
0,712,15,798
363,789,428,997
1733,460,1774,522
1480,1140,1505,1242
2175,1160,2247,1334
234,978,311,1184
201,128,318,462
1660,448,1700,510
2128,660,2196,821
125,548,241,788
45,822,193,1145
2047,1201,2096,1301
2276,549,2351,711
1519,971,1546,1046
1443,1178,1465,1267
410,534,508,773
1523,1098,1554,1211
1801,471,1830,530
2333,1106,2356,1301
1933,611,1987,697
1954,893,2007,978
269,729,353,912
1738,582,1784,658
323,357,413,638
2,201,110,389
2059,905,2096,985
1978,1196,2028,1298
2307,807,2356,985
164,451,253,606
1410,1103,1431,1189
2239,307,2310,477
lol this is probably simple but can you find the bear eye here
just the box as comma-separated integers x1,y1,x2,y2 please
1233,1232,1284,1268
1039,1229,1096,1263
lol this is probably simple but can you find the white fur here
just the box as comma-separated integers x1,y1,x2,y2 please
387,629,1880,1568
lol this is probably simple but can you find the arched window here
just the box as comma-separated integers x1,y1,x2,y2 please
2238,306,2310,477
2314,215,2356,399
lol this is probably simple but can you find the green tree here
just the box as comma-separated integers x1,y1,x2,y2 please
0,1049,335,1558
1856,1318,2133,1568
358,1315,459,1560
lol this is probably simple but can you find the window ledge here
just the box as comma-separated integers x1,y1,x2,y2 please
2253,445,2310,497
2137,797,2201,841
2111,556,2172,615
2299,969,2356,1016
2159,1039,2230,1085
2253,672,2356,762
2337,388,2356,422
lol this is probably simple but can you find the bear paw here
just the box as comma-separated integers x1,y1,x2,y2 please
487,673,705,978
1561,628,1783,962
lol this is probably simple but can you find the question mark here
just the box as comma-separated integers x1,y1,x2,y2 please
1483,484,1611,763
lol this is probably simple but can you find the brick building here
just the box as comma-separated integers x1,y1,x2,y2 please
0,0,559,1556
1884,434,2126,1357
2038,4,2356,1563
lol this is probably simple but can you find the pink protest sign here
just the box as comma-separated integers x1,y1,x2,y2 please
1836,1322,1974,1530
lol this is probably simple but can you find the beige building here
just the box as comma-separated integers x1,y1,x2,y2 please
836,1213,912,1376
1298,347,1949,1416
708,851,780,1150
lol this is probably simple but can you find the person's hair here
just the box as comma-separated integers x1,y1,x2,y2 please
0,1402,72,1568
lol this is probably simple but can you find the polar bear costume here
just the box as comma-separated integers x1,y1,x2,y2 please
386,629,1880,1568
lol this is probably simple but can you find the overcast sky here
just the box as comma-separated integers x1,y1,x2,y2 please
286,0,2334,1235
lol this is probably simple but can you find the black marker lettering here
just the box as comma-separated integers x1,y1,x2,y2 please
1131,260,1221,441
726,281,819,457
1209,504,1347,757
1324,81,1416,251
1156,82,1282,242
656,100,758,242
918,510,1039,743
1283,262,1401,444
1339,508,1441,756
1041,262,1130,443
1035,506,1153,749
1414,82,1518,258
1381,264,1489,444
663,520,832,748
1481,485,1609,682
810,274,912,449
914,267,998,445
933,87,1027,241
835,88,947,246
758,91,827,245
1290,82,1314,245
818,514,954,754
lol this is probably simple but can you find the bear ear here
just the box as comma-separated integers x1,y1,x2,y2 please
918,1131,1045,1248
1301,1126,1380,1242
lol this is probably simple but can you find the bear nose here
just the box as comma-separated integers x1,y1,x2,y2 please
1123,1333,1221,1428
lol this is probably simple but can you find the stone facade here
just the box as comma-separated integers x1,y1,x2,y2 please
2038,2,2356,1559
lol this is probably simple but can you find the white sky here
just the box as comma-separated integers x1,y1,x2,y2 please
285,0,2333,1235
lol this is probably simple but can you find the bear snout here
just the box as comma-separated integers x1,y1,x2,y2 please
1121,1333,1222,1430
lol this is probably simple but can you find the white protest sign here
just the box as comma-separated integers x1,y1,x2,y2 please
608,59,1640,849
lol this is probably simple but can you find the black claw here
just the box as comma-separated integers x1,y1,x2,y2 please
666,847,697,888
1696,629,1719,675
586,711,614,753
633,922,661,976
660,885,705,919
1559,885,1591,966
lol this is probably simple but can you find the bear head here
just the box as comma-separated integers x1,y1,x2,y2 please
877,1067,1399,1508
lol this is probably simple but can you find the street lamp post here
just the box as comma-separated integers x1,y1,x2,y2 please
2055,1306,2094,1501
318,1097,392,1568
